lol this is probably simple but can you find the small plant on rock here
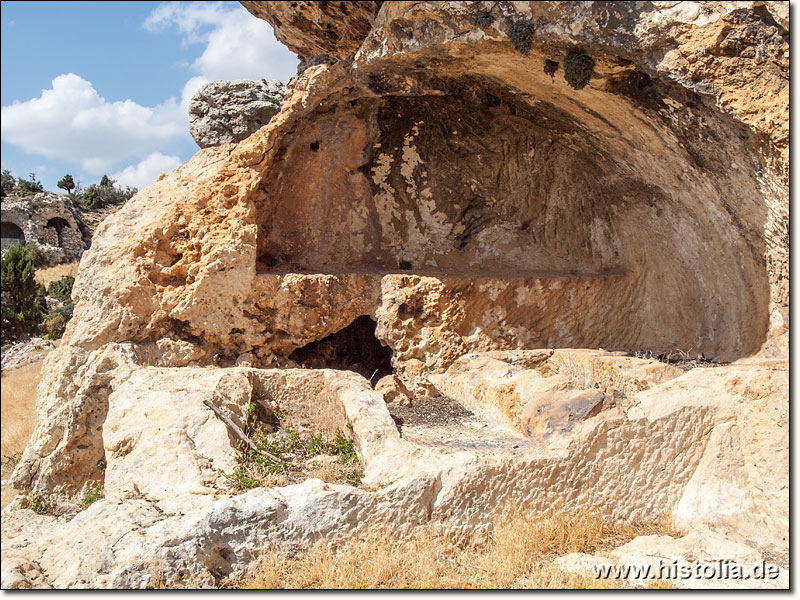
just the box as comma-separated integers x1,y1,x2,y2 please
44,311,68,340
3,451,22,467
544,59,559,80
81,487,104,507
330,431,358,464
13,173,44,197
509,18,535,55
48,275,75,303
234,404,362,489
564,51,595,90
346,469,363,486
472,8,494,27
231,467,261,490
24,243,48,268
305,433,326,455
20,493,50,514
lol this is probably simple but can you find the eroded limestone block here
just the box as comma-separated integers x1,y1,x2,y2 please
189,79,286,148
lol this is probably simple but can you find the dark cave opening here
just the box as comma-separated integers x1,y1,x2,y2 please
288,315,393,385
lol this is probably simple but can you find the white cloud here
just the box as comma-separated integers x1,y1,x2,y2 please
112,152,182,189
1,2,298,192
144,1,229,45
145,2,299,84
181,75,209,111
1,73,186,175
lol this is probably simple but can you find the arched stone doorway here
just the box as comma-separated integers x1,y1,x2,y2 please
45,217,71,248
1,221,25,250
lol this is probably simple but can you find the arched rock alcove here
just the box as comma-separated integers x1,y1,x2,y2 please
253,62,777,364
1,221,25,248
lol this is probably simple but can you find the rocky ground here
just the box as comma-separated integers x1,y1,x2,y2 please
1,338,56,373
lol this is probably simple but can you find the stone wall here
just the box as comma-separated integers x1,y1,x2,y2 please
0,193,86,264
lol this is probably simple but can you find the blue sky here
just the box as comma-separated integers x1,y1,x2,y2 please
1,1,298,191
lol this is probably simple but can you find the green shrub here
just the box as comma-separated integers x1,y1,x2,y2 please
0,169,14,198
509,18,535,55
36,282,47,313
24,243,48,268
19,493,50,514
231,467,261,490
81,185,104,209
1,244,43,342
79,176,137,209
330,431,358,464
42,301,74,340
48,275,75,303
305,433,326,455
235,400,361,488
346,468,363,486
44,311,67,340
564,52,594,90
81,487,104,507
398,259,412,270
13,173,44,197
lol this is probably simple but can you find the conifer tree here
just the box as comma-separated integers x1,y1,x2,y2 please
1,244,42,342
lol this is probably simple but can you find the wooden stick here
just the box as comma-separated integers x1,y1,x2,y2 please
202,400,281,464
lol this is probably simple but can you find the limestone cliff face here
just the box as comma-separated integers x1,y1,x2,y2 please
12,0,788,501
241,1,383,62
2,2,789,588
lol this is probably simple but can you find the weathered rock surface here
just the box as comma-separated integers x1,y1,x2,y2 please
2,1,788,589
556,528,788,589
11,1,783,384
374,373,412,405
2,354,788,588
1,337,56,372
189,79,286,148
430,349,683,436
241,1,382,62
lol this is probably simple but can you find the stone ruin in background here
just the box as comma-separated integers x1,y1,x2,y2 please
1,193,87,264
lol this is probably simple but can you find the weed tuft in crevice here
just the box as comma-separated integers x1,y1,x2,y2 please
81,487,104,507
472,9,494,27
564,52,595,90
509,18,535,55
19,493,50,514
230,401,362,490
544,59,559,80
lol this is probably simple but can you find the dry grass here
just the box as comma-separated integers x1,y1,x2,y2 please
1,360,43,509
232,405,362,490
236,454,356,491
1,360,41,459
34,261,79,286
239,502,682,589
151,558,167,589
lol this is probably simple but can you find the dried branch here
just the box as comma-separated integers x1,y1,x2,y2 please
202,399,281,464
